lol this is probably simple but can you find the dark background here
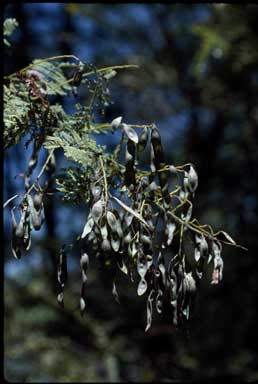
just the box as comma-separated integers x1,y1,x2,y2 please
4,3,258,382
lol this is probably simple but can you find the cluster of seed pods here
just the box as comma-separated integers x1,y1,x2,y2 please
67,120,227,330
10,142,55,260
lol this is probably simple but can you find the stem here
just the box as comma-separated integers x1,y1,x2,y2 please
5,54,80,79
155,201,248,251
26,149,55,196
99,155,108,211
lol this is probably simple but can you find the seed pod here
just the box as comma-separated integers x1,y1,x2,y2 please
100,223,108,240
124,142,136,187
188,165,198,193
111,116,122,131
122,123,138,144
101,239,111,252
111,233,120,252
183,272,196,295
123,231,132,244
137,278,147,296
81,216,94,239
91,199,103,224
211,242,223,284
91,185,102,201
155,289,163,314
33,192,43,211
137,127,148,152
166,222,176,246
57,246,67,288
23,220,31,251
112,280,120,303
80,297,86,316
106,211,117,232
27,194,41,230
151,125,165,168
145,289,155,332
15,208,26,238
80,252,89,283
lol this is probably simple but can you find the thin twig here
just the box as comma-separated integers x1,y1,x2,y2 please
99,155,108,212
3,194,20,209
26,149,55,196
155,201,248,251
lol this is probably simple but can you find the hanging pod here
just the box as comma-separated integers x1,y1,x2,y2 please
137,127,149,153
27,194,42,231
111,116,122,131
188,165,198,193
122,123,138,144
15,207,26,239
91,199,104,224
81,215,94,239
151,125,165,168
57,246,68,307
11,208,22,260
33,192,43,211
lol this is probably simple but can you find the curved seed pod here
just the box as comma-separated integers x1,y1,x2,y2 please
114,213,123,238
166,222,176,246
27,194,41,230
155,289,163,314
137,127,148,152
100,223,108,240
57,246,67,307
11,207,17,231
124,213,134,228
112,280,120,303
151,125,165,168
122,123,138,144
11,208,23,259
145,289,155,332
188,165,198,193
117,257,128,275
15,208,26,238
183,272,196,295
211,241,223,284
123,231,132,244
124,141,136,187
81,216,94,239
111,233,120,252
137,255,147,280
91,185,102,201
146,254,153,269
91,199,103,224
80,297,86,316
57,247,67,287
23,220,31,251
137,278,147,296
33,192,43,211
80,252,89,283
57,292,64,307
111,116,122,130
107,211,118,232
